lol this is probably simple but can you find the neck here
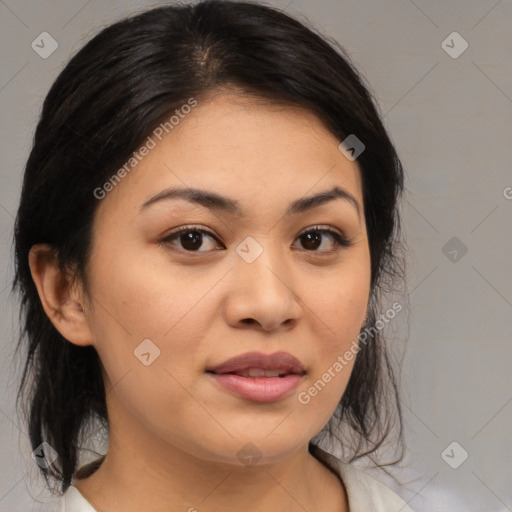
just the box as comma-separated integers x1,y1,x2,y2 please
72,391,348,511
73,429,347,511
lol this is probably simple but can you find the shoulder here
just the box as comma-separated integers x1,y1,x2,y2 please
337,460,415,512
56,458,104,511
58,485,97,512
311,445,415,512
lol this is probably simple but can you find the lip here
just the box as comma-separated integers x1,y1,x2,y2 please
207,373,304,402
206,351,306,403
206,351,306,375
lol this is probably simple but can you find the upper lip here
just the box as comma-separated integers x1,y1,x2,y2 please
206,351,306,375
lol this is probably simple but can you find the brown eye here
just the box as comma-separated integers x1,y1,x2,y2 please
178,230,203,251
295,227,352,252
161,226,222,252
299,231,323,251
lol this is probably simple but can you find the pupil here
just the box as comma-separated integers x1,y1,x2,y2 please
302,232,320,250
181,231,202,250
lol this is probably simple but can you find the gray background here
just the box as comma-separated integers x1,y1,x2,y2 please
1,0,511,510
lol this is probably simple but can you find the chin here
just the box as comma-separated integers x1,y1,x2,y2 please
188,434,309,468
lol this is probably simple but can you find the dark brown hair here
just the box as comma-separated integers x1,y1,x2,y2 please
12,0,406,494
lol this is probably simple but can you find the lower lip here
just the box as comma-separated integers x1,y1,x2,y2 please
207,373,304,403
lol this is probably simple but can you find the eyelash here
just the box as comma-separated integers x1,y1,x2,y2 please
159,224,353,254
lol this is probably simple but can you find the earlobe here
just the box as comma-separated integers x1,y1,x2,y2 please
28,243,93,347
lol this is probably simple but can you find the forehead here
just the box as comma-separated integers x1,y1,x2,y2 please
95,91,364,219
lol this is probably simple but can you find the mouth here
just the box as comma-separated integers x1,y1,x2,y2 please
206,351,306,376
207,368,303,378
206,371,305,402
205,351,306,402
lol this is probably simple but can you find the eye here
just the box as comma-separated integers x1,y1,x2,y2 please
293,226,352,253
160,225,352,254
160,225,223,252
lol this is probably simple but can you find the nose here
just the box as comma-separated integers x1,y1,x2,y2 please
223,240,302,332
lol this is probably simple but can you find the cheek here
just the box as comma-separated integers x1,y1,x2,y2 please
86,252,237,429
295,353,356,444
299,265,369,418
309,265,370,342
88,240,219,340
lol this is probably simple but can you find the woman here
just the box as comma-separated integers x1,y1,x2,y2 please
13,1,413,510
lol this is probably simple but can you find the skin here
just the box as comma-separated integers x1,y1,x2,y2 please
29,88,371,512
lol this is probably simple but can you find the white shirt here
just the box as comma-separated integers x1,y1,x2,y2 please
57,447,415,511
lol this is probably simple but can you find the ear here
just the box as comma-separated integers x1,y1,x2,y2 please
28,243,94,347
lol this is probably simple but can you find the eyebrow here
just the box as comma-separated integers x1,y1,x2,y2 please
140,185,361,220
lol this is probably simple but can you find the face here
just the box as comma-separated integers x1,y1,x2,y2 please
80,90,371,466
